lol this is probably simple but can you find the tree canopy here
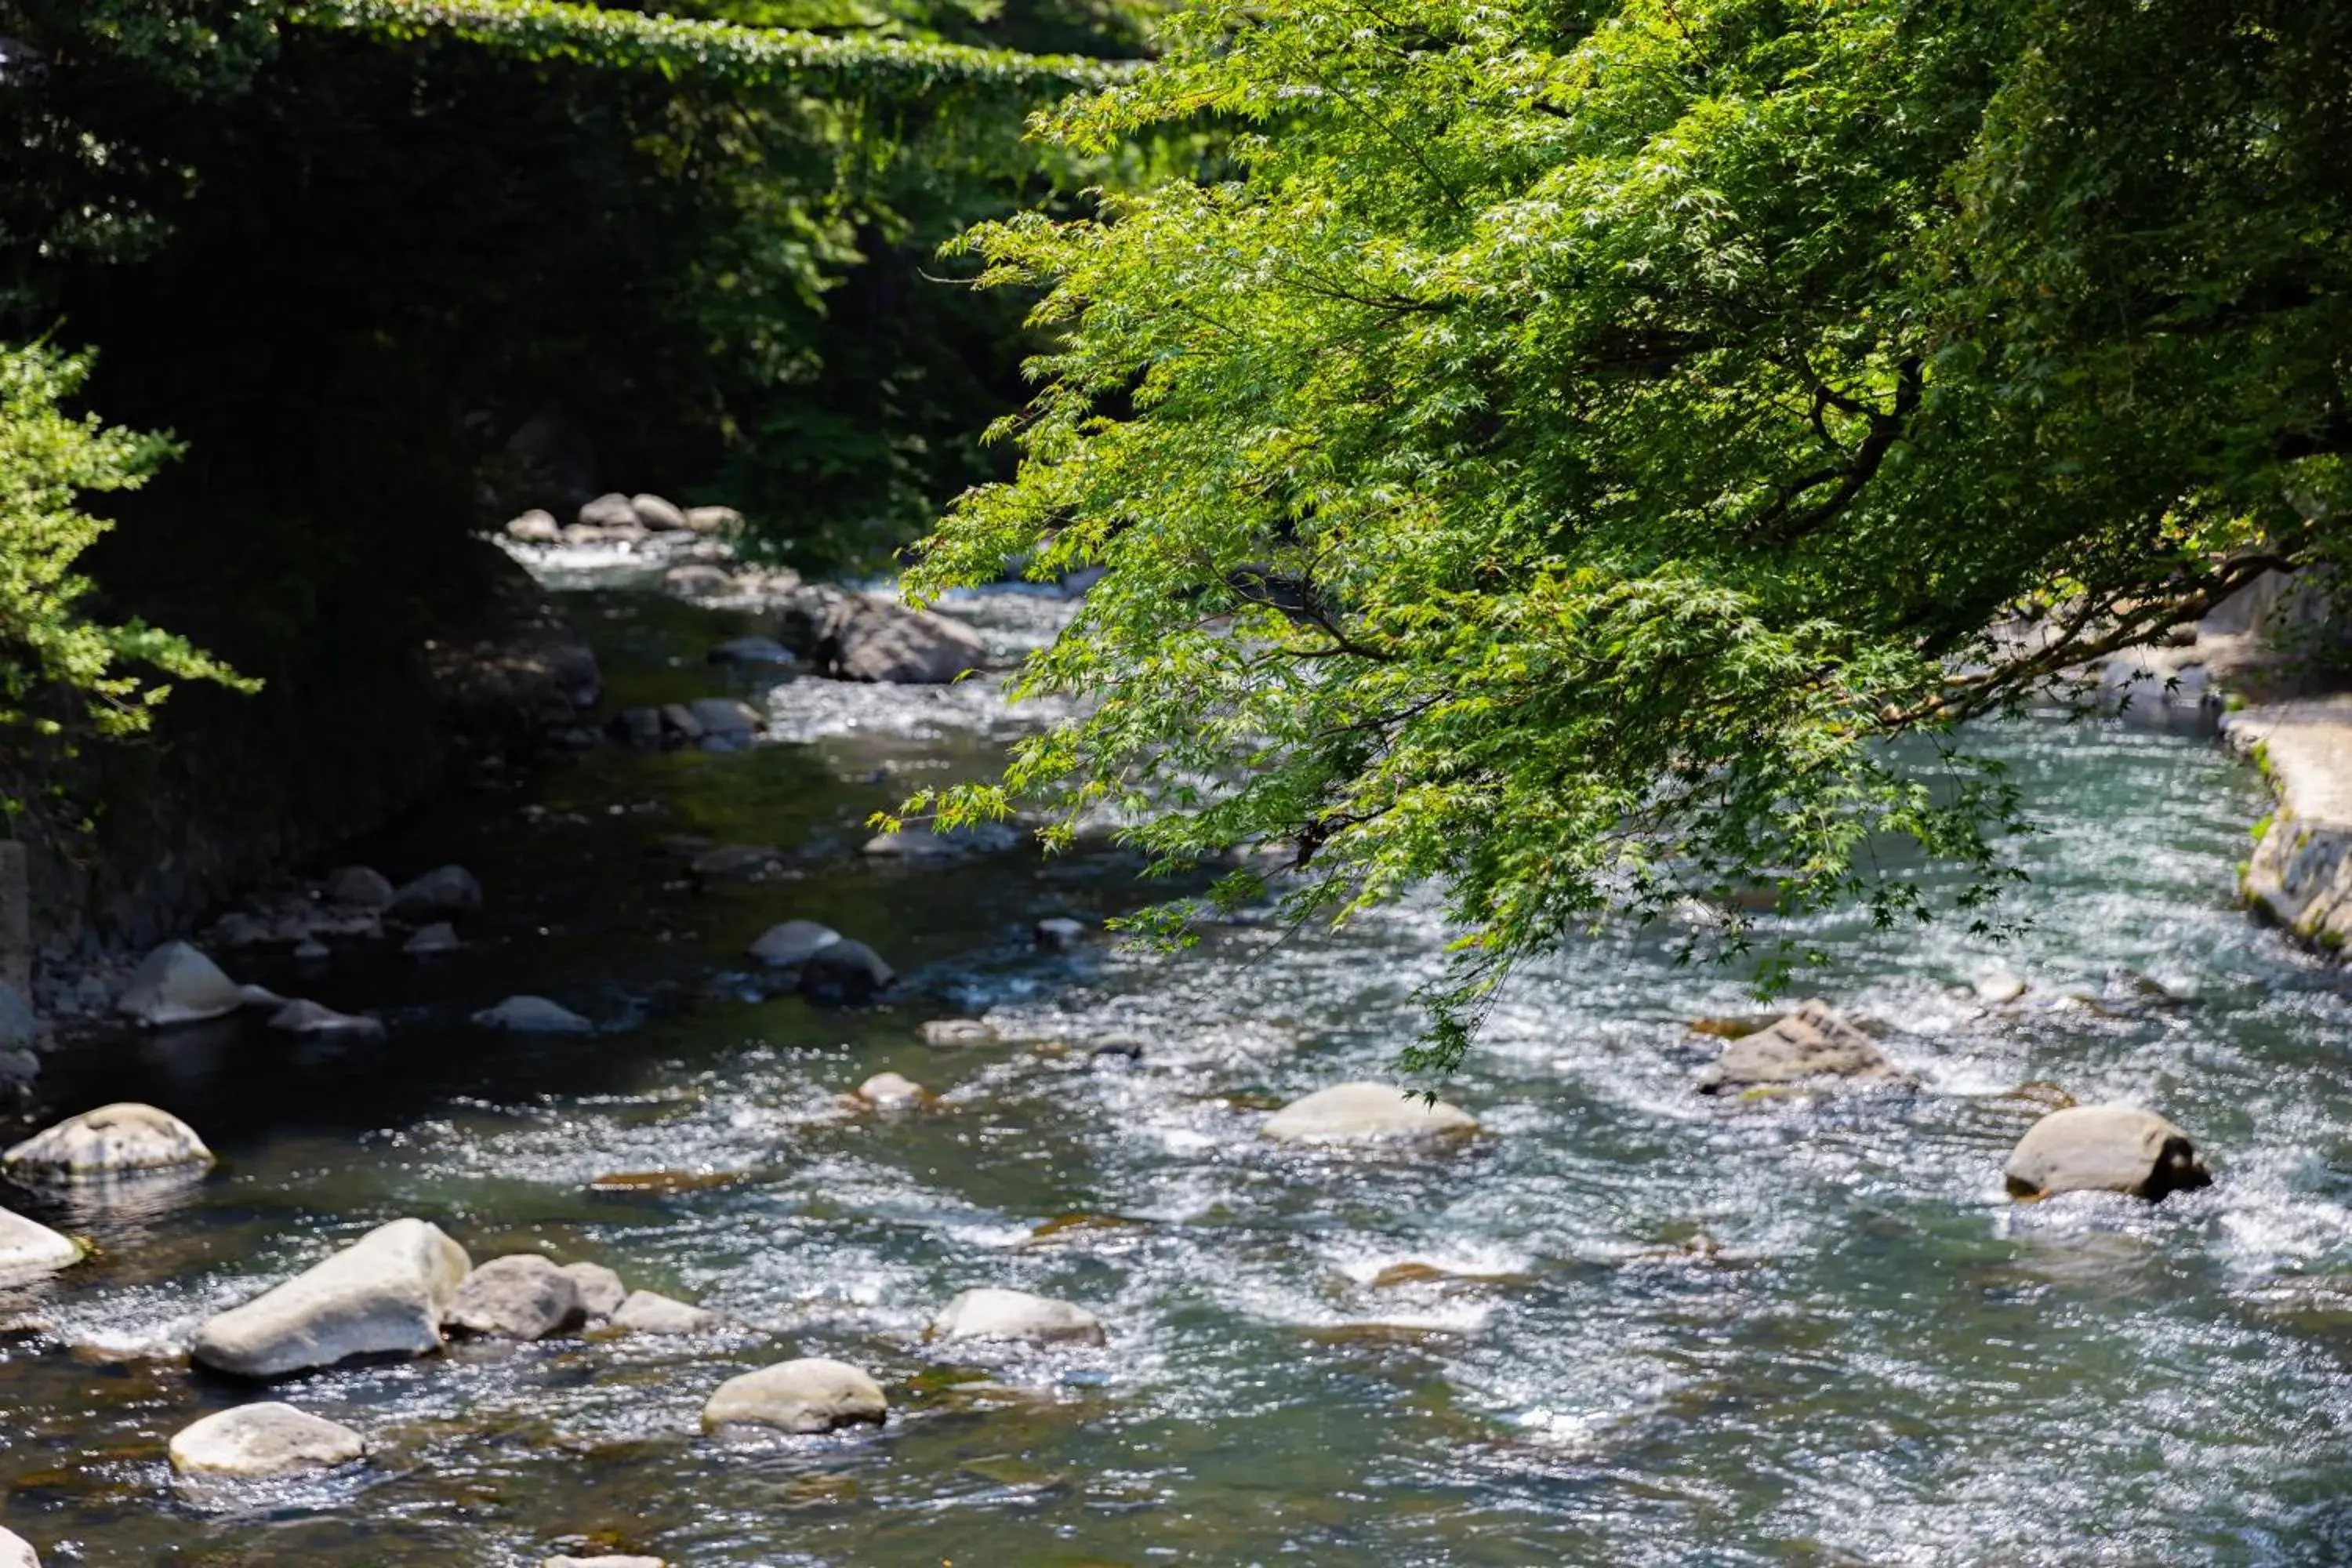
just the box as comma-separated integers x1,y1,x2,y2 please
909,0,2352,1063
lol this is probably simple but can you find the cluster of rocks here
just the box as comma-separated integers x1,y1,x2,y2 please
746,919,895,1005
504,493,739,548
1685,1000,2212,1202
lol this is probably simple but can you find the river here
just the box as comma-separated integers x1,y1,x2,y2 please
3,568,2350,1566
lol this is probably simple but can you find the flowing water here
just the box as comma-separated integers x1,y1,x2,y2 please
5,572,2352,1566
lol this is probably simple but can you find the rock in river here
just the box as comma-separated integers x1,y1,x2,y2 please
917,1017,996,1047
472,996,594,1034
1034,916,1088,952
610,1290,716,1335
267,999,387,1038
402,922,461,956
323,865,396,909
504,509,561,544
447,1254,585,1339
798,939,895,1004
115,941,270,1028
0,1205,82,1281
2005,1104,2212,1202
856,1072,924,1108
389,864,482,920
0,1526,36,1568
631,492,688,531
1693,1000,1904,1094
811,594,986,684
1262,1083,1477,1145
578,492,637,529
191,1218,471,1378
929,1287,1105,1347
168,1403,365,1479
561,1261,628,1318
3,1103,214,1185
747,920,840,967
702,1358,887,1435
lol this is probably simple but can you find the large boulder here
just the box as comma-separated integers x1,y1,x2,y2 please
447,1254,585,1339
928,1287,1105,1347
630,493,688,531
323,866,396,909
2005,1104,2212,1201
1262,1083,1476,1145
0,1205,82,1281
609,1290,716,1335
1693,1000,1904,1093
168,1403,365,1479
578,492,637,529
191,1218,472,1378
115,942,264,1028
747,920,840,967
798,940,895,1005
812,595,987,684
472,996,594,1034
390,865,482,920
3,1103,213,1185
0,1526,35,1568
504,509,561,545
702,1358,886,1435
561,1261,628,1318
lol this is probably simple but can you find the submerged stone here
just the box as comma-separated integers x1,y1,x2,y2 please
472,996,593,1034
928,1287,1105,1347
916,1017,996,1047
2005,1104,2211,1201
1693,1000,1905,1094
1261,1083,1476,1145
267,999,386,1038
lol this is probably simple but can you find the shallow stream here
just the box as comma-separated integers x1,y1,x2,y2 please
5,573,2352,1566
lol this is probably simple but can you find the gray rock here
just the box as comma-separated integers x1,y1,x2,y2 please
390,865,481,919
660,564,735,597
192,1218,471,1378
168,1403,365,1478
688,844,784,882
2005,1104,2212,1201
3,1103,214,1185
682,504,741,534
860,822,1022,862
688,697,762,738
630,493,688,531
447,1254,585,1339
610,706,666,748
560,1261,627,1318
798,939,895,1005
1034,916,1088,951
1974,964,2029,1004
0,1525,33,1568
814,594,987,684
702,1358,886,1434
471,996,594,1034
709,635,793,666
505,509,561,544
1693,1001,1904,1094
929,1287,1104,1346
659,702,704,741
403,922,461,956
856,1072,924,1108
0,1204,82,1281
1262,1083,1477,1145
0,978,35,1048
324,866,396,909
115,941,248,1028
267,1000,386,1039
610,1290,716,1335
746,920,840,967
579,492,637,529
917,1018,996,1047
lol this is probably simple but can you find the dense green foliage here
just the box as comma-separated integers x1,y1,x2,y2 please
0,344,252,766
909,0,2352,1061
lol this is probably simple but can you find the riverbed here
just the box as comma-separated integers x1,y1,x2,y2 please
4,572,2350,1566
